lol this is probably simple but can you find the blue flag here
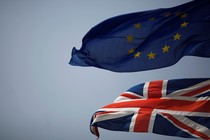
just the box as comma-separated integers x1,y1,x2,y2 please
70,0,210,72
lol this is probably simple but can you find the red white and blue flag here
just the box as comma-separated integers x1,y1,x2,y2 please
90,78,210,139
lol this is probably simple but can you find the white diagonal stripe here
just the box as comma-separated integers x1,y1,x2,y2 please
154,109,210,117
159,112,210,139
114,96,132,103
168,80,210,97
93,108,140,124
174,115,210,139
114,92,143,103
148,109,210,133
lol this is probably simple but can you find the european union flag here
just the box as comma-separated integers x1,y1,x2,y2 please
70,0,210,72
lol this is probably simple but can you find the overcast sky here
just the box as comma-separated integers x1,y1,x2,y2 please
1,0,210,140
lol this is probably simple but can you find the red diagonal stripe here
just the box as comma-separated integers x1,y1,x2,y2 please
182,84,210,97
162,113,210,139
121,93,141,99
95,111,117,116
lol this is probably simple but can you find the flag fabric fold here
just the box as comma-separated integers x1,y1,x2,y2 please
70,0,210,72
90,78,210,139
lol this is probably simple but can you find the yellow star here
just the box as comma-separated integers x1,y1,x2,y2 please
128,48,135,54
126,35,134,42
180,21,188,28
149,17,156,21
148,52,156,59
162,44,170,53
173,33,182,41
181,13,188,18
134,51,141,58
134,23,142,29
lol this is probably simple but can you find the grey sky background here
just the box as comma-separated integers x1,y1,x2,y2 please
0,0,210,140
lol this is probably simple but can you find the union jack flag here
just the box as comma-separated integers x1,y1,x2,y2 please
90,78,210,139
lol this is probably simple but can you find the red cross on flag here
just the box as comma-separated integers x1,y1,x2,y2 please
90,78,210,139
